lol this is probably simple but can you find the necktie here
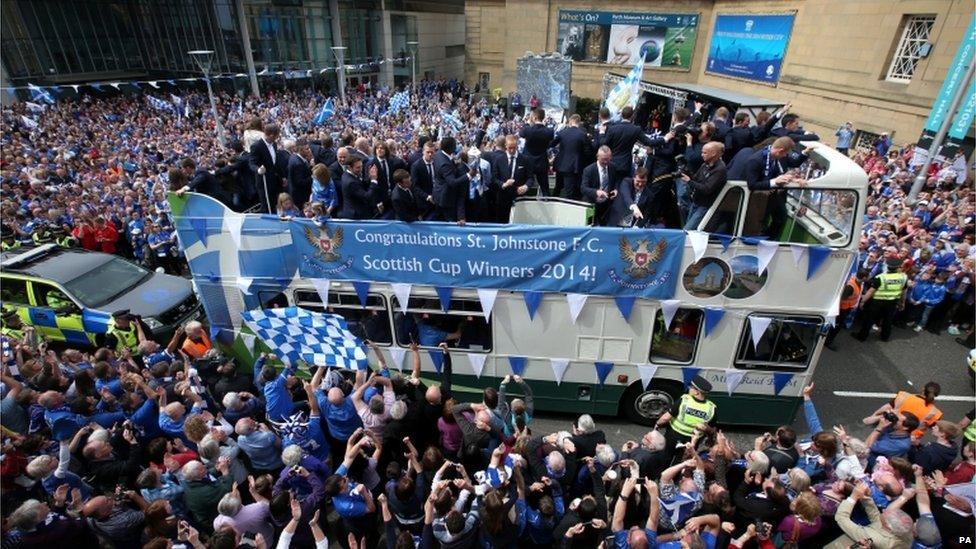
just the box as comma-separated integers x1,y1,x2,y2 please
600,166,607,190
427,163,433,182
509,155,516,178
383,160,389,180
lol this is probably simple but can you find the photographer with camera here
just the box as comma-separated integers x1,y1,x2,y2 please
644,107,695,228
864,410,920,471
682,141,727,230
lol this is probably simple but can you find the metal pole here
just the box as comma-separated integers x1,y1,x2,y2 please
203,75,227,147
407,41,418,92
332,47,347,103
235,0,260,98
909,61,975,201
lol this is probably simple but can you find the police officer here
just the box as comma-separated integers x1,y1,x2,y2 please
1,309,26,341
51,226,76,248
655,375,717,462
105,310,146,357
31,222,54,245
854,258,907,342
1,225,20,251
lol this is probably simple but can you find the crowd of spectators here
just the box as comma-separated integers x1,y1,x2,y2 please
0,78,974,549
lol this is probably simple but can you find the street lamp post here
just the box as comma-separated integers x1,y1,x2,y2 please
406,41,418,92
188,50,226,146
331,46,348,103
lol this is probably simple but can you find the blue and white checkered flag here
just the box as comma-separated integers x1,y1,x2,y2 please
604,51,645,120
147,95,173,111
241,307,369,369
388,90,410,115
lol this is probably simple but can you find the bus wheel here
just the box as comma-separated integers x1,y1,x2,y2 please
621,380,683,426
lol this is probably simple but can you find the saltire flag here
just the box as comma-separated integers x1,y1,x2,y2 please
170,94,183,106
604,51,646,120
313,98,335,125
27,83,55,105
20,116,38,129
388,90,410,115
147,95,173,111
241,307,368,369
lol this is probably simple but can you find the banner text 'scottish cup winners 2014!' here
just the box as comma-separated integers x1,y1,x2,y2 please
289,220,686,299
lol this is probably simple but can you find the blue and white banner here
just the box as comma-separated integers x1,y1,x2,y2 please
705,13,796,84
290,220,685,299
924,15,975,135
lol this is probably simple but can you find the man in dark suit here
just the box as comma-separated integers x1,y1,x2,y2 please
740,136,810,238
432,136,473,223
552,114,588,199
370,142,398,218
405,135,431,166
580,146,617,225
606,167,654,228
391,168,434,222
724,105,789,163
179,158,229,205
771,113,821,142
519,108,554,195
603,106,654,181
710,106,732,144
329,147,349,185
286,139,314,209
247,124,287,213
311,134,336,167
336,156,379,220
491,135,533,223
409,142,437,196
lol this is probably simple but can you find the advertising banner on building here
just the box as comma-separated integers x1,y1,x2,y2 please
291,220,686,299
556,10,699,70
918,15,975,150
705,13,796,84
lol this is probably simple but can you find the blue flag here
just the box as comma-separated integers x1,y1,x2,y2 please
508,356,526,377
806,246,831,280
435,286,453,313
27,83,55,105
682,367,702,388
595,362,614,386
703,307,725,337
314,98,335,125
429,349,444,374
352,281,370,307
523,291,543,320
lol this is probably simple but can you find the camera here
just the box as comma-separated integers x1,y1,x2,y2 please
669,154,690,181
882,411,899,423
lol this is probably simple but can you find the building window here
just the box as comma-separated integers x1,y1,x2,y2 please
649,308,702,364
886,15,936,83
735,314,822,370
392,296,492,352
293,290,392,345
853,130,882,152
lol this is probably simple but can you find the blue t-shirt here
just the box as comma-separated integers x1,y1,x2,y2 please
320,394,363,440
263,372,295,422
656,531,715,549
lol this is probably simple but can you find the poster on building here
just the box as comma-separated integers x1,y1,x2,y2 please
516,54,573,109
705,13,796,84
557,10,699,70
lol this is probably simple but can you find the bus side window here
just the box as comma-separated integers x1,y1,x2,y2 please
703,187,744,235
735,314,822,370
393,296,492,353
744,188,856,245
649,308,702,364
293,290,392,345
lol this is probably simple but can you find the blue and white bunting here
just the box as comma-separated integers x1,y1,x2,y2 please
682,367,702,388
566,293,588,324
352,281,370,307
807,246,831,280
703,307,725,337
550,359,569,385
637,364,658,390
508,356,527,377
614,296,636,322
523,291,543,320
773,372,794,396
468,353,486,378
595,362,614,386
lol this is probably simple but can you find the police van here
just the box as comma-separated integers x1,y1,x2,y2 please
0,244,202,345
172,141,865,427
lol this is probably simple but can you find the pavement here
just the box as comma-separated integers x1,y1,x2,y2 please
531,327,974,450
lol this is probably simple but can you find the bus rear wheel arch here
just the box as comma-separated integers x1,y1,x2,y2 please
620,379,684,426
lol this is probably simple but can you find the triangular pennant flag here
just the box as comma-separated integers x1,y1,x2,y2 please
391,283,412,314
189,218,208,246
682,367,702,388
388,347,406,371
550,359,569,385
714,233,734,253
806,246,831,280
724,369,746,396
508,356,526,376
749,316,773,349
240,333,257,354
468,353,486,378
614,296,636,322
773,372,794,396
523,291,543,320
236,277,254,295
687,231,709,262
477,288,498,320
595,362,614,386
226,214,245,248
566,293,588,324
703,307,725,337
790,244,807,267
428,349,444,374
311,279,331,307
352,281,370,307
756,240,777,274
148,81,160,89
660,300,681,330
826,297,840,328
637,364,658,390
435,287,454,312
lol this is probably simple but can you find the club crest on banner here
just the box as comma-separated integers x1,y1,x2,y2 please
619,238,667,278
303,225,344,262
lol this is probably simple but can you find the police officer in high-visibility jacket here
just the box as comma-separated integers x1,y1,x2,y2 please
105,310,146,357
854,258,907,342
1,309,26,341
655,375,717,462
